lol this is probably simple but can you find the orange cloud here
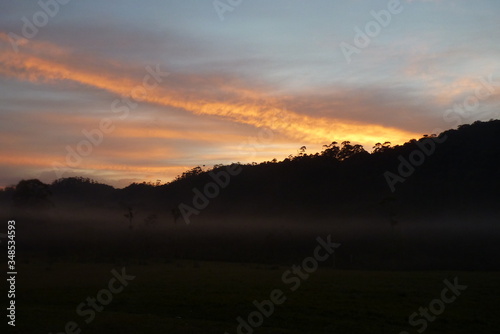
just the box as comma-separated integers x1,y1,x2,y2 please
0,32,419,149
0,151,188,181
111,123,247,144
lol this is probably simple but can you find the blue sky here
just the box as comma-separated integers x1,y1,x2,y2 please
1,0,499,187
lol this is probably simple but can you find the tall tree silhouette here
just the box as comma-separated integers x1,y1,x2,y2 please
372,141,391,153
123,205,134,229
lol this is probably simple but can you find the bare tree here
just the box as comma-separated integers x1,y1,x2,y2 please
171,206,181,225
170,206,182,259
124,205,134,229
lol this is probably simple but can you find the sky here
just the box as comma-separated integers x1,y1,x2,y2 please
1,0,499,188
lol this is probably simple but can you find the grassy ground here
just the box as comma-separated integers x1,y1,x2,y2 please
7,260,500,333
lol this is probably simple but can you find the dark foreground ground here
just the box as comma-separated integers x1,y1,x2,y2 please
5,259,499,334
2,212,500,333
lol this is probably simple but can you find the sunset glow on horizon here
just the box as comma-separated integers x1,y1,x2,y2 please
1,0,499,188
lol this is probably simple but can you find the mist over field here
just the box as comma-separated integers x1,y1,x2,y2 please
8,209,500,271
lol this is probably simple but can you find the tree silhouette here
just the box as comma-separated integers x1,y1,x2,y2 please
372,141,391,153
298,146,307,156
380,196,398,233
123,205,134,229
171,206,181,225
321,141,340,159
171,206,182,259
336,141,367,161
174,166,203,181
12,179,52,209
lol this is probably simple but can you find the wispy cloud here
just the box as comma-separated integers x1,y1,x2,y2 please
0,32,419,148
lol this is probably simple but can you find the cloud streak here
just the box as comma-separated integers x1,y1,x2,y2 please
0,32,419,150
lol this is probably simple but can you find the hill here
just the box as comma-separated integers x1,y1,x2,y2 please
1,119,499,269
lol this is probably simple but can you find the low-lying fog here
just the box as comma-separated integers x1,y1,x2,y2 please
7,205,500,270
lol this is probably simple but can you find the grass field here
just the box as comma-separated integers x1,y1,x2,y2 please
8,260,500,334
